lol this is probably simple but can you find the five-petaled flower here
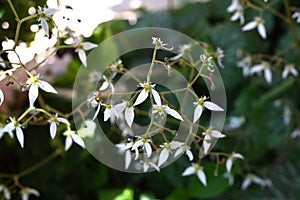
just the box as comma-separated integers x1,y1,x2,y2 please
157,141,182,167
3,117,25,148
282,64,298,79
152,37,173,50
37,6,58,37
26,74,57,107
99,74,116,93
250,61,272,84
193,96,223,123
63,129,85,151
226,152,244,173
132,136,152,159
20,187,39,200
134,82,161,106
182,163,207,186
48,114,70,139
152,104,184,121
242,16,267,39
0,184,11,200
202,127,225,154
75,42,98,67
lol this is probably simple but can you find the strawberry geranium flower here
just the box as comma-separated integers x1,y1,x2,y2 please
226,152,244,173
133,82,161,106
182,163,207,186
193,96,223,123
48,113,70,139
76,42,98,67
242,16,267,39
152,104,184,121
37,6,58,37
3,117,24,148
202,127,225,154
20,187,39,200
250,61,272,84
63,129,85,151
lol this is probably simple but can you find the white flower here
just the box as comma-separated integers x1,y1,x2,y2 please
3,117,24,148
20,187,39,200
292,12,300,23
200,54,214,72
63,129,85,151
116,140,134,170
174,144,193,161
0,185,11,200
133,82,161,106
241,174,265,190
157,141,182,167
237,55,252,77
26,74,57,107
102,104,120,122
132,137,152,159
202,128,225,154
75,42,98,67
48,114,70,139
224,116,245,130
114,102,135,127
227,0,240,13
37,6,58,37
231,8,245,25
226,152,244,173
291,129,300,139
283,105,291,125
0,89,4,106
141,159,160,172
282,64,298,79
250,61,272,84
152,37,173,50
169,44,192,61
152,104,183,121
99,74,115,93
216,47,225,68
182,163,207,186
223,172,234,186
193,96,223,123
242,17,267,39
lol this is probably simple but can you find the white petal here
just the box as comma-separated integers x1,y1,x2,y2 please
230,12,240,22
21,192,29,200
57,117,70,125
204,101,223,111
133,90,148,106
16,126,24,148
50,122,57,139
149,162,160,172
99,81,109,91
72,134,86,148
144,142,152,158
264,68,272,84
164,106,184,121
258,24,267,39
125,150,131,169
28,84,39,107
125,107,134,127
241,178,251,190
233,153,244,159
65,136,73,151
82,42,98,50
291,68,298,76
27,188,40,197
151,89,161,106
186,150,194,161
104,108,111,121
40,19,49,37
114,102,126,113
193,105,203,123
282,69,288,79
158,148,169,167
0,89,4,106
197,169,207,186
38,80,57,93
182,166,195,176
226,158,233,172
3,187,11,199
92,103,101,120
78,49,87,67
211,130,226,138
174,148,183,158
250,65,264,74
203,135,211,154
143,162,149,172
44,8,58,16
132,140,143,150
242,21,257,31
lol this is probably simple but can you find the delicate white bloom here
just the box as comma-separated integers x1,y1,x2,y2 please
282,64,298,79
200,54,214,72
0,185,11,200
291,129,300,139
226,152,244,173
63,129,85,151
102,104,120,122
114,102,135,127
224,116,245,130
169,44,192,61
20,187,39,200
141,159,160,172
237,55,252,77
216,47,225,68
174,144,193,161
37,6,58,37
157,141,182,167
223,172,234,186
152,37,173,50
132,137,152,159
88,91,102,120
250,61,272,84
193,96,223,123
26,74,57,107
241,174,265,190
75,42,98,67
202,128,225,154
292,12,300,23
182,163,207,186
231,8,245,25
116,141,134,169
152,104,183,121
283,105,291,125
3,117,24,148
134,82,161,106
227,0,240,13
48,114,70,139
0,89,3,106
242,17,267,39
99,74,115,93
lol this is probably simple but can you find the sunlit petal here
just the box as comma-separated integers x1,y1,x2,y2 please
38,80,57,93
65,136,73,151
197,169,207,186
258,24,267,39
158,148,169,167
182,166,195,176
16,126,24,148
78,49,87,67
29,84,39,107
242,21,257,31
125,106,134,127
226,158,233,173
50,122,57,139
151,89,161,106
164,106,184,121
72,134,86,148
204,101,223,111
133,89,148,106
144,142,152,158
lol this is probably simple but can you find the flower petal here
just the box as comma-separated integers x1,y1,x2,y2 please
197,169,207,186
226,158,233,173
125,106,134,127
99,81,109,91
65,136,73,151
193,105,203,123
203,135,211,154
28,84,39,107
125,150,132,169
144,142,152,158
82,42,98,50
16,126,24,148
164,106,184,121
57,117,70,125
151,89,161,106
182,166,195,176
78,49,87,67
264,67,272,84
211,130,226,138
133,89,148,106
174,148,183,158
258,24,267,39
92,103,101,120
38,80,57,93
186,149,194,161
40,19,49,37
50,122,57,139
0,89,4,106
241,177,251,190
27,188,40,197
204,101,223,111
72,134,86,148
158,148,169,167
242,21,257,31
44,8,58,16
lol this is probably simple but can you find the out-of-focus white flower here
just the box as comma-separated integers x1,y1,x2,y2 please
75,42,98,67
200,54,214,72
20,187,39,200
169,44,192,61
282,64,298,79
152,104,183,121
224,116,245,130
241,174,266,190
226,152,244,173
223,172,234,186
132,137,152,159
292,12,300,23
202,128,225,154
116,140,134,169
193,96,223,123
99,74,115,93
231,8,245,24
26,74,57,107
37,6,58,37
291,129,300,139
3,117,24,148
141,159,160,172
152,37,173,50
102,104,120,122
48,113,70,138
283,105,291,125
63,129,85,151
250,61,272,84
0,184,11,200
227,0,240,13
216,47,225,68
174,143,194,161
237,55,252,77
157,141,183,167
0,89,4,106
88,91,102,120
134,82,161,106
182,163,207,186
242,17,267,39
